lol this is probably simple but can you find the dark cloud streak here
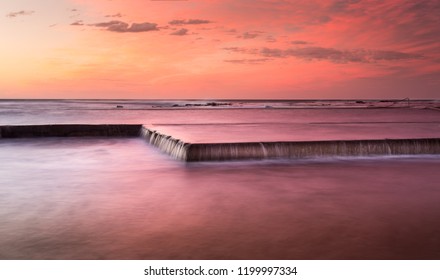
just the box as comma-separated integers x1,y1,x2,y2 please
90,20,159,32
224,59,270,64
170,28,189,35
223,47,259,55
260,47,423,63
225,46,422,64
329,0,362,13
6,10,35,18
169,19,211,25
239,32,259,39
105,13,122,18
70,20,84,26
291,40,309,45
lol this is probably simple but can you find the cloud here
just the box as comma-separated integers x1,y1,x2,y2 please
105,13,122,18
170,28,188,36
93,21,121,28
369,50,424,61
224,45,423,64
291,40,309,45
381,1,440,47
289,0,363,26
260,47,423,63
224,59,270,64
6,10,35,18
239,32,259,39
91,21,159,32
260,48,285,58
71,20,84,26
128,22,159,32
329,0,362,13
169,19,211,25
317,15,332,24
223,47,259,55
266,36,277,42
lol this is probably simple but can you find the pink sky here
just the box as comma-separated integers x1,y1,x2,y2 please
1,0,439,99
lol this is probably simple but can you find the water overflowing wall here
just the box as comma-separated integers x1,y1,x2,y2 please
140,127,190,160
2,124,439,161
185,139,440,161
0,124,141,138
140,127,440,161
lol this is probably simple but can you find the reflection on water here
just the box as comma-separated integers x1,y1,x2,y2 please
1,138,439,259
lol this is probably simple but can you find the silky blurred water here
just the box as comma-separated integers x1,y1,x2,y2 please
1,138,440,259
0,100,440,259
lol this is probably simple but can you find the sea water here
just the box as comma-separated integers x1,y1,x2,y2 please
0,100,439,259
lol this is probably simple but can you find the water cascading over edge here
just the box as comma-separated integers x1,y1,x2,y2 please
140,126,440,162
140,126,190,161
2,124,439,162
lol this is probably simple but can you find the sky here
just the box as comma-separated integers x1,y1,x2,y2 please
1,0,439,99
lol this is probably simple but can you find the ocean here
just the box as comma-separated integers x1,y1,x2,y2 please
0,100,439,259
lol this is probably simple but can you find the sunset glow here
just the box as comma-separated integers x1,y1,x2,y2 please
1,0,439,99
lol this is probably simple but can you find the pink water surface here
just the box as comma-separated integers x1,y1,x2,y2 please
1,138,439,259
